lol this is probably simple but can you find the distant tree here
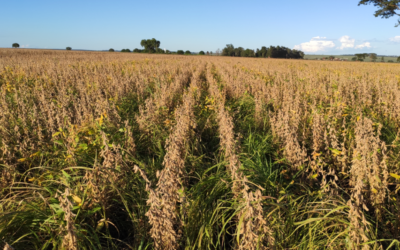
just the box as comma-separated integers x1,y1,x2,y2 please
206,51,210,55
222,44,235,56
216,48,221,56
121,49,131,52
184,50,191,55
140,38,160,53
109,48,115,52
12,43,20,48
358,0,400,26
397,56,400,62
352,57,357,61
369,53,377,61
381,56,385,62
355,53,367,60
222,44,303,59
243,49,255,57
199,51,205,55
258,46,268,57
210,51,213,55
177,50,184,55
388,60,394,62
66,47,72,51
133,48,141,53
329,56,335,60
155,48,165,54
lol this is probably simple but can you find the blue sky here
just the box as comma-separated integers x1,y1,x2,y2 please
1,0,399,55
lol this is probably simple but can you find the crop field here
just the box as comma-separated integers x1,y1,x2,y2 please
2,49,400,249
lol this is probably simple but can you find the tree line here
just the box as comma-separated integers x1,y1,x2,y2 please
352,53,400,62
222,44,305,59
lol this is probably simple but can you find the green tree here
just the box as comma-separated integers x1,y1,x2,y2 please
121,49,131,52
199,51,205,55
397,56,400,62
66,47,72,51
155,48,165,54
358,0,400,26
109,48,115,52
355,53,368,60
352,57,357,61
381,56,385,62
12,43,20,48
177,50,184,55
184,50,191,55
258,46,268,57
140,38,160,53
369,53,377,61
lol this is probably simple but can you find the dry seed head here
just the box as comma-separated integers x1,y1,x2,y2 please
56,188,78,250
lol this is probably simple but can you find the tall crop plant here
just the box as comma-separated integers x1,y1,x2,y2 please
1,49,400,249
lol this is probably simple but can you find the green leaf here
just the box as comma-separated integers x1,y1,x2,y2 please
88,207,102,215
329,148,341,156
62,170,71,180
54,140,63,145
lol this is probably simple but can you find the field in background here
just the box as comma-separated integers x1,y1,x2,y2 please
1,49,400,249
304,54,399,62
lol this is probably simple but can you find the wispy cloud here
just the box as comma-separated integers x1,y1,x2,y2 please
389,36,400,43
355,42,371,49
20,44,30,48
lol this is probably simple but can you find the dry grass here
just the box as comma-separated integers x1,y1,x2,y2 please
1,49,400,249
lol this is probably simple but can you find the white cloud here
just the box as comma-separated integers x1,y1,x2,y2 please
390,36,400,43
355,42,371,49
293,36,335,53
337,36,355,50
20,44,30,48
295,35,373,53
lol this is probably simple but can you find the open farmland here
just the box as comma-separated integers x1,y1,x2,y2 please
304,54,400,62
2,49,400,249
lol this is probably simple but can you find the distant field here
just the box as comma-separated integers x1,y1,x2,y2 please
2,49,400,249
304,54,399,62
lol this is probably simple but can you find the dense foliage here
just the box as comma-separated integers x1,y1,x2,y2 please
359,0,400,26
1,50,400,249
222,44,304,59
140,38,161,53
